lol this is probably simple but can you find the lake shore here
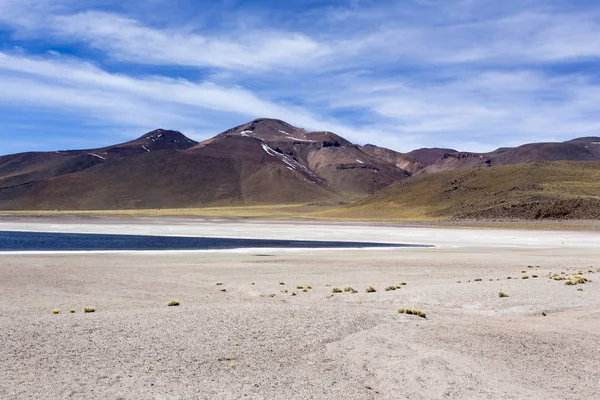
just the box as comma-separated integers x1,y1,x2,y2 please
1,218,599,399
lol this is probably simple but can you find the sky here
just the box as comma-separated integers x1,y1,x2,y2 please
1,0,600,155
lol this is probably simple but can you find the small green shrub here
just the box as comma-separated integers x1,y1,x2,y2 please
384,286,396,291
51,308,60,314
344,286,358,293
399,282,407,286
332,288,343,293
69,309,76,313
522,276,529,279
167,299,180,307
499,292,509,298
216,282,223,286
474,278,482,282
296,285,304,289
366,286,377,293
279,282,285,285
83,306,96,313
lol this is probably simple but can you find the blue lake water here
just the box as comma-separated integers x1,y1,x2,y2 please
0,231,429,251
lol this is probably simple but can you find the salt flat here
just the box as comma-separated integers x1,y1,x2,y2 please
0,218,599,399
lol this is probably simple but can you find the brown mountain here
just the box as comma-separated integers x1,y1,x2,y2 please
0,119,410,210
419,137,600,173
2,119,600,212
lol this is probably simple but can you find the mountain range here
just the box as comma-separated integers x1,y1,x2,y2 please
1,118,600,218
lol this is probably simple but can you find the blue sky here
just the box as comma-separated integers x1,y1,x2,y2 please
2,0,600,154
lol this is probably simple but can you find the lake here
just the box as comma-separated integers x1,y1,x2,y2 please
0,230,428,251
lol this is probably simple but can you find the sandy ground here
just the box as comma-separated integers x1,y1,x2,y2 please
1,218,599,399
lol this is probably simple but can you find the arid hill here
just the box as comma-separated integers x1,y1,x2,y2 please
324,161,600,220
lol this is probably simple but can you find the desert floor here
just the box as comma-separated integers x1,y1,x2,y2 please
1,218,599,399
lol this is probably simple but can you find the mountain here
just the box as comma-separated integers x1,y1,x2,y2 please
2,118,600,214
419,137,600,174
0,119,411,210
324,161,600,220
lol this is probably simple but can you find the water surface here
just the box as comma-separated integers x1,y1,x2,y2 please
0,231,429,251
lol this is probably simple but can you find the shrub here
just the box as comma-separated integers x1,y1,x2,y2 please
69,309,76,313
83,306,96,313
532,275,538,278
474,278,482,282
332,288,343,293
51,308,60,314
397,308,426,319
279,282,285,285
344,287,358,293
366,286,377,293
399,282,407,286
384,286,396,291
166,299,180,307
307,286,313,290
499,292,509,298
296,285,304,289
522,276,529,279
577,288,584,292
216,282,224,286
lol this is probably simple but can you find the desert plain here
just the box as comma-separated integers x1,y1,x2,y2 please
0,217,599,399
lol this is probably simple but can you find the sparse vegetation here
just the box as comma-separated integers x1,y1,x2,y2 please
332,288,343,293
344,287,358,293
167,299,180,307
474,278,482,282
397,308,427,319
366,286,377,293
385,286,397,291
83,306,96,313
499,292,509,298
399,282,407,286
216,282,223,286
296,285,304,289
307,286,313,289
51,308,60,314
522,276,529,279
577,288,584,292
69,309,76,313
279,282,285,285
532,274,538,278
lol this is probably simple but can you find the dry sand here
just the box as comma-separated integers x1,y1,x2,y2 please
1,218,599,399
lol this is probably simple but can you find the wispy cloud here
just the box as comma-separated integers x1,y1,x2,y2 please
1,0,600,154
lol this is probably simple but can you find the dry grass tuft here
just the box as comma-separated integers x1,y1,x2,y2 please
397,308,427,318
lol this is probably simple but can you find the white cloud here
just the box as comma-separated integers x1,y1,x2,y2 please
1,0,600,154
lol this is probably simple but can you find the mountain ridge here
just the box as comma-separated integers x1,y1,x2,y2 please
1,118,600,213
